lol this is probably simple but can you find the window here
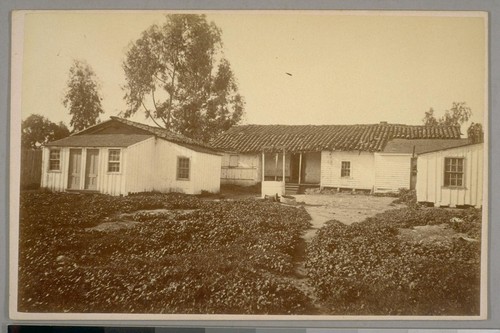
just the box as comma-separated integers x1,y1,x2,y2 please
444,157,464,187
341,161,351,177
108,149,121,172
229,155,239,167
177,157,190,180
49,149,61,171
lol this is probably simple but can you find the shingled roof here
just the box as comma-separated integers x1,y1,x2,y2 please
52,117,219,155
210,123,462,153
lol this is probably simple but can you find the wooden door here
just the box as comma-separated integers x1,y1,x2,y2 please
304,152,321,184
85,149,99,190
68,149,82,189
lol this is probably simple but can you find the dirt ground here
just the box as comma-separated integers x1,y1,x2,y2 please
294,193,404,241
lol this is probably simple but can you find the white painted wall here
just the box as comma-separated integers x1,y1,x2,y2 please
125,137,156,193
151,139,221,195
416,143,483,207
321,151,375,190
191,149,221,194
41,146,69,191
42,146,127,196
374,153,412,192
42,137,221,196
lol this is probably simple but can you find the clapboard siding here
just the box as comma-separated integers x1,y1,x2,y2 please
416,143,483,207
374,154,412,192
321,151,375,190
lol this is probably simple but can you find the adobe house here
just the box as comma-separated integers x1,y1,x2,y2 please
210,123,466,196
41,117,221,196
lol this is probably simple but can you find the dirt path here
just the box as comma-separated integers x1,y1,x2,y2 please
285,193,403,314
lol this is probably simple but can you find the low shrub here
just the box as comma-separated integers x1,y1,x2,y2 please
306,206,482,315
18,192,311,314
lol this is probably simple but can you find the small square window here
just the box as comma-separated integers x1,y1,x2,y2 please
108,149,121,172
177,157,190,180
341,161,350,177
49,149,61,171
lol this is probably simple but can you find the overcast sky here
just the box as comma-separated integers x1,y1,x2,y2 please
17,11,487,132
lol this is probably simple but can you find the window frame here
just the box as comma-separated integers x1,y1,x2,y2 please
229,154,239,168
48,149,61,172
107,149,121,173
177,156,191,181
443,157,465,188
341,161,351,178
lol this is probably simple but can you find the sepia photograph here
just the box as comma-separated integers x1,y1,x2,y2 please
9,10,488,320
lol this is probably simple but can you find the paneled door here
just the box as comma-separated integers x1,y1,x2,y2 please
85,149,99,190
68,149,82,189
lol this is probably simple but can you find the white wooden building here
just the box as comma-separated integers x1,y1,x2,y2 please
41,117,221,196
211,123,466,196
416,142,484,208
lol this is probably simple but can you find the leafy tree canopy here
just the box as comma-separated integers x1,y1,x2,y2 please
122,14,244,142
21,114,70,149
422,102,472,127
63,60,104,132
467,122,484,144
422,102,483,143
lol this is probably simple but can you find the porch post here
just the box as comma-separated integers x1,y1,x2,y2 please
275,153,278,181
282,148,286,183
262,151,265,183
298,152,303,184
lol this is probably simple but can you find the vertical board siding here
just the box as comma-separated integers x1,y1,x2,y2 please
42,139,221,196
192,152,221,194
96,148,126,196
321,151,375,190
125,137,156,194
42,146,127,195
21,149,42,188
220,153,261,186
374,154,412,192
304,152,321,183
153,140,194,194
416,143,483,207
41,147,68,191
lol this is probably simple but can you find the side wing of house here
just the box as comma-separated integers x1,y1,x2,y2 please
416,143,483,207
150,139,221,195
320,151,375,191
374,153,413,192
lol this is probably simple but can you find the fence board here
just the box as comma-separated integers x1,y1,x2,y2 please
21,149,42,189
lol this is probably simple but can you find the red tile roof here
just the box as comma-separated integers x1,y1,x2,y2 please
382,138,469,154
210,124,462,153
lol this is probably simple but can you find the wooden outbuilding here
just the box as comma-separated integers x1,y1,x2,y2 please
41,117,221,196
416,142,484,208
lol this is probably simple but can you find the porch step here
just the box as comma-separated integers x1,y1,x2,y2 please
285,184,300,195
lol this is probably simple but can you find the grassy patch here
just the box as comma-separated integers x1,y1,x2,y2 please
306,206,482,315
18,191,311,314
